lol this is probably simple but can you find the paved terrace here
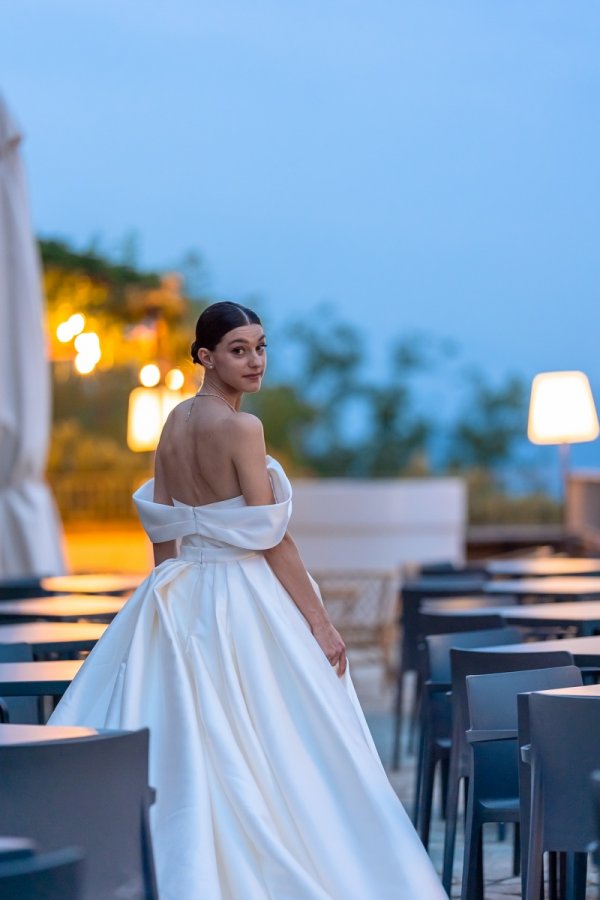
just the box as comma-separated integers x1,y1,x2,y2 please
354,662,599,900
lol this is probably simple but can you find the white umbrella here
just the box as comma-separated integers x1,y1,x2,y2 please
0,93,65,578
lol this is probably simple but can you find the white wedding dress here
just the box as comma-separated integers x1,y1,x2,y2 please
50,456,445,900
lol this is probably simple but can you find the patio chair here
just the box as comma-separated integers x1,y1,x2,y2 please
415,626,522,848
0,838,36,863
0,728,158,900
524,693,600,900
591,771,600,900
442,647,574,894
462,665,582,900
0,643,39,724
392,574,486,768
0,846,84,900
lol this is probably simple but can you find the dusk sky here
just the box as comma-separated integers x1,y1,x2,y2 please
2,1,600,468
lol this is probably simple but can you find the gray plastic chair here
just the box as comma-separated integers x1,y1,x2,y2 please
0,847,84,900
0,643,39,724
462,665,582,900
442,647,575,894
415,626,522,848
392,575,486,768
524,692,600,900
0,728,158,900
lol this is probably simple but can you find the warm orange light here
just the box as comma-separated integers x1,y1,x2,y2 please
165,368,185,391
528,371,599,445
139,364,161,388
127,387,193,451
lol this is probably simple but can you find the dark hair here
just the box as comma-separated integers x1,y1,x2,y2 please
191,301,262,365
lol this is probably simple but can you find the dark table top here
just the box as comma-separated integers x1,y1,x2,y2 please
40,574,140,596
534,684,600,699
0,723,99,745
0,660,83,695
0,594,125,622
486,558,600,578
484,576,600,598
0,621,106,654
421,600,600,636
479,635,600,667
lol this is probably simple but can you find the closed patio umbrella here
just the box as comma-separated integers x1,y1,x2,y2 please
0,93,65,577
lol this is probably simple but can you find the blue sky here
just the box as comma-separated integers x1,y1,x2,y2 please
2,1,600,470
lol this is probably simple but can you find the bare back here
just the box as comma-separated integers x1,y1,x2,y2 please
154,396,249,507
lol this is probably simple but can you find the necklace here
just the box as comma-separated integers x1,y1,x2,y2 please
193,391,238,414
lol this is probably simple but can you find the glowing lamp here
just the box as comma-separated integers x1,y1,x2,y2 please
528,370,599,505
165,368,185,391
139,364,161,388
127,386,192,452
528,371,599,445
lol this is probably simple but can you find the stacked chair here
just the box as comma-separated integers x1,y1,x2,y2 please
522,692,600,900
462,665,582,900
415,625,521,848
442,647,575,895
392,569,487,768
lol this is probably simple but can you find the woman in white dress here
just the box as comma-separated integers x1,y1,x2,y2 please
50,301,446,900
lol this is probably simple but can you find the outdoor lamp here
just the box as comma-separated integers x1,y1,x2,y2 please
527,370,599,498
127,380,193,452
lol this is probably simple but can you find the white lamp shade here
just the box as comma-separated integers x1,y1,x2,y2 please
127,387,191,452
528,370,600,445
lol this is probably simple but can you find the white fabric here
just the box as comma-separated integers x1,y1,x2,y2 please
0,94,64,577
50,457,445,899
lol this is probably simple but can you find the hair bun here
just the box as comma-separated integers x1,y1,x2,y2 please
190,340,201,365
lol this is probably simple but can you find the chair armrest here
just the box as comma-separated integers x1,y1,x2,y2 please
521,744,531,764
466,728,517,744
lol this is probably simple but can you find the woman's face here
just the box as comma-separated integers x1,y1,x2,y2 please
201,324,267,393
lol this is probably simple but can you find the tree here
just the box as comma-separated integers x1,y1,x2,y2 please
446,370,528,470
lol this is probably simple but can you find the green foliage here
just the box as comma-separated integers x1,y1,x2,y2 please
447,370,528,470
466,469,561,525
40,238,161,291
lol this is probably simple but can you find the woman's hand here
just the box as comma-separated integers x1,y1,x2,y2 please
311,619,347,677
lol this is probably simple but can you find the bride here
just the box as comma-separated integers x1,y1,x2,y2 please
50,301,446,899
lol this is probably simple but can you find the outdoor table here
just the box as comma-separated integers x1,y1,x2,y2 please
478,635,600,668
0,594,125,623
0,723,98,745
0,622,106,656
486,558,600,578
0,660,82,697
40,574,140,596
422,600,600,637
484,576,600,601
492,602,600,637
532,683,600,699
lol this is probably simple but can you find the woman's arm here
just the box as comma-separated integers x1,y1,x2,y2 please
231,415,347,676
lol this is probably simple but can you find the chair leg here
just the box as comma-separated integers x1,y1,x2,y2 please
440,755,450,819
442,765,462,893
512,822,521,877
565,851,587,900
407,671,422,755
418,741,437,850
391,671,404,770
547,851,558,900
412,717,426,825
526,779,544,900
461,799,484,900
